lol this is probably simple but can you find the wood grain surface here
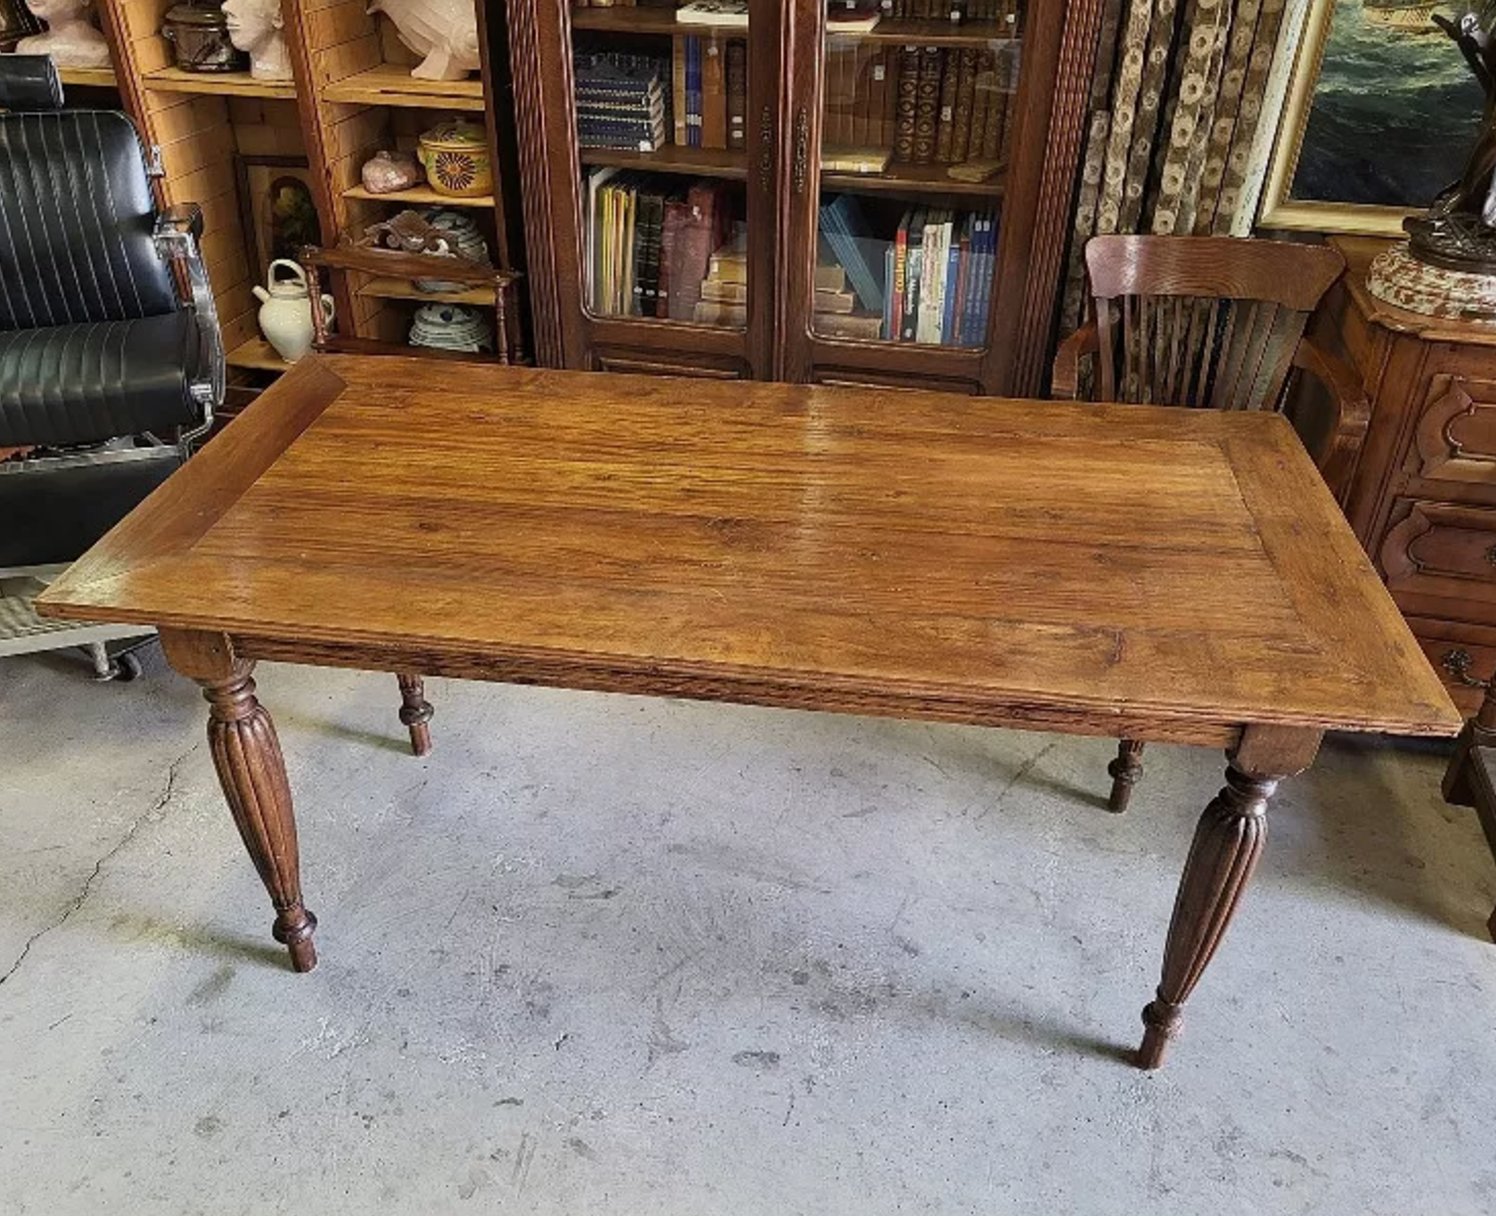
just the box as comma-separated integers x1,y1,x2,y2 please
37,356,1459,744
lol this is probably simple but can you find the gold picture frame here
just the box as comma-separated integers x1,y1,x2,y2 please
1259,0,1476,237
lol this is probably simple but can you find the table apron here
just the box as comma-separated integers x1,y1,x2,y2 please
233,633,1244,748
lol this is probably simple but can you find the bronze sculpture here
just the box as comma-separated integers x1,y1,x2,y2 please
1408,4,1496,271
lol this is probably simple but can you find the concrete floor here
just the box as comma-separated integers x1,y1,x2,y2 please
2,646,1495,1215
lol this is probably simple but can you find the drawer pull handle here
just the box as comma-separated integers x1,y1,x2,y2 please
1441,648,1491,689
1486,544,1496,567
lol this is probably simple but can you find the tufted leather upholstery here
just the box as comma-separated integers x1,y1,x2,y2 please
0,61,204,449
0,312,202,446
0,110,179,330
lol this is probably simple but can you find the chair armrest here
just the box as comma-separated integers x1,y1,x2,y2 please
1292,335,1370,502
1052,321,1099,401
153,203,221,438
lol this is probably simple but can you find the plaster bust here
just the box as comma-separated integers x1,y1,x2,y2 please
222,0,292,81
367,0,479,81
16,0,111,69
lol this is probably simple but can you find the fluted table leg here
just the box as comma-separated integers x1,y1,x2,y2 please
160,630,317,972
396,672,434,756
1136,726,1321,1069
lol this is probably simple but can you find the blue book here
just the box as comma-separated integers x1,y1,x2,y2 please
972,213,996,344
882,243,896,340
688,38,701,148
817,194,884,315
958,215,984,347
941,220,961,344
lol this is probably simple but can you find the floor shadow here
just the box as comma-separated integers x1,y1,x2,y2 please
1285,733,1494,942
104,912,290,970
273,711,413,757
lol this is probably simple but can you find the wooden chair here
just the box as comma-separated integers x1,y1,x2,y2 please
1442,681,1496,941
1053,235,1371,813
297,238,527,756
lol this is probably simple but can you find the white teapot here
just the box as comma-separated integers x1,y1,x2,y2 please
253,259,334,363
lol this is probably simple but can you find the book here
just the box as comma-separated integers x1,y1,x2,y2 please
913,46,942,165
901,206,924,342
672,36,688,145
657,199,690,317
820,146,891,174
941,216,962,341
675,0,749,26
894,45,919,162
934,49,958,163
826,1,882,34
815,312,884,340
950,48,976,163
726,40,746,150
915,209,945,343
702,36,727,149
817,193,884,315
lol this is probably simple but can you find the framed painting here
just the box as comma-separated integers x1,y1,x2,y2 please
234,156,323,275
1260,0,1484,235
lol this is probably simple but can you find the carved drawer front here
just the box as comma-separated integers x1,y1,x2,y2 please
1415,636,1496,716
1407,375,1496,484
1379,499,1496,611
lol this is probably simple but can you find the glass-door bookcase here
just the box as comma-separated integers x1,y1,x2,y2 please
506,0,1097,391
509,0,782,377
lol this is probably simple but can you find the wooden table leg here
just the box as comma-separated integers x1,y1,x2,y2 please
160,629,317,972
396,672,434,756
1136,726,1321,1069
1108,739,1145,813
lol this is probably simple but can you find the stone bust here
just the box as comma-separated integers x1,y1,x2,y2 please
16,0,111,69
222,0,292,82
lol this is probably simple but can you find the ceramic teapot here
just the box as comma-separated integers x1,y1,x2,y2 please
253,259,334,363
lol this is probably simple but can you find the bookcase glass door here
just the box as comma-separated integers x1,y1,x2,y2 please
570,1,754,330
812,1,1021,347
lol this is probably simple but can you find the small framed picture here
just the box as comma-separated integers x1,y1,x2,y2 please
234,155,323,274
1259,0,1483,236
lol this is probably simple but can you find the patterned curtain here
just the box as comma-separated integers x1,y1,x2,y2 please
1060,0,1295,332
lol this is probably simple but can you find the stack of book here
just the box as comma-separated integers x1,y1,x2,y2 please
671,35,747,150
885,0,1022,21
692,235,875,337
883,206,996,346
574,52,670,152
820,44,1014,170
585,168,735,322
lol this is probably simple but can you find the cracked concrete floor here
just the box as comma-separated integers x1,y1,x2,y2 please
3,645,1496,1214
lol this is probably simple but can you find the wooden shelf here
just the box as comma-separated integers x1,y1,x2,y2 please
823,161,1006,198
358,276,496,306
579,145,1001,197
322,65,484,110
142,67,297,99
580,146,747,180
57,66,117,88
571,8,725,36
343,184,495,209
842,18,1019,46
226,338,291,372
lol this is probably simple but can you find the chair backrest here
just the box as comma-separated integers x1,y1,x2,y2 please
1084,235,1345,411
0,57,178,332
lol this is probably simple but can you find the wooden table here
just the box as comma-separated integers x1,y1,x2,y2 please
36,356,1460,1069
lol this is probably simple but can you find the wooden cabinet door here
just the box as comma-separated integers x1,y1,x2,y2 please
504,0,784,377
775,0,1103,395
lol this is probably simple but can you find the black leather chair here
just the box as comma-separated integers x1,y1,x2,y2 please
0,55,221,678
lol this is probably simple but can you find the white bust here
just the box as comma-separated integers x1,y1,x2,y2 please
222,0,291,81
16,0,111,69
368,0,479,81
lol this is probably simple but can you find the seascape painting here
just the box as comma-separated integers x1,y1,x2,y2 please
1292,0,1483,210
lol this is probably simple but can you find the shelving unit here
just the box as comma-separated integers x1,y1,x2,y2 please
320,65,484,111
67,0,523,390
141,66,298,100
510,0,1091,390
342,184,495,208
57,66,118,88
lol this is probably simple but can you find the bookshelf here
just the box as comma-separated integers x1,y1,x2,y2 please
509,0,1102,391
72,0,525,391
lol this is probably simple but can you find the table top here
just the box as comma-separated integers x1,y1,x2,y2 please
38,356,1459,744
